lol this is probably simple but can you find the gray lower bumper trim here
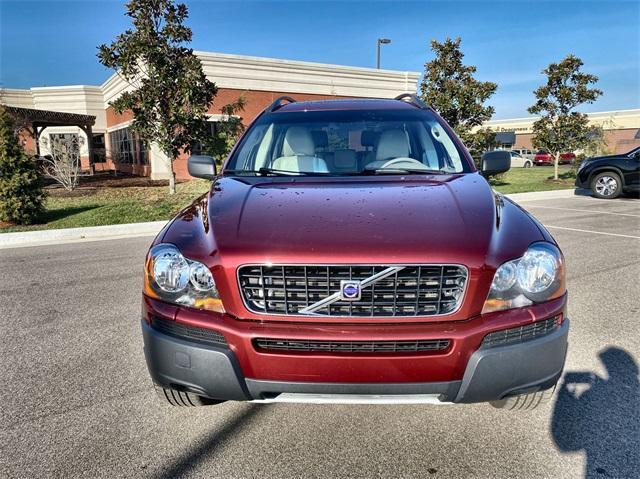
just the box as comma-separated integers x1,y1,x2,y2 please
454,319,569,403
142,320,249,401
142,318,569,404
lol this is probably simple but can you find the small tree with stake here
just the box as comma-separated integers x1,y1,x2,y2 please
528,55,602,180
420,37,497,160
97,0,217,194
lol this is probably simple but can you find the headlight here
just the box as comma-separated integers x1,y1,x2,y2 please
482,242,565,314
144,244,224,313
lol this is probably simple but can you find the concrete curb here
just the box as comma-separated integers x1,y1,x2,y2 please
0,221,168,249
0,188,587,249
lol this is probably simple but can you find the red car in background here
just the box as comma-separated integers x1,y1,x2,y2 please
534,150,575,166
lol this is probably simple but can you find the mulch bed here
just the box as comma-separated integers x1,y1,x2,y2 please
43,173,189,197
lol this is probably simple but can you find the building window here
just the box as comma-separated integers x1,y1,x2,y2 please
108,127,148,165
109,127,136,164
92,133,106,163
139,141,149,165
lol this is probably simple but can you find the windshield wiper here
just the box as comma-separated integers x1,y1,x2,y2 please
258,167,314,176
224,167,332,176
364,167,446,175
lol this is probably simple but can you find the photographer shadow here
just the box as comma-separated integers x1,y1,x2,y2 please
551,347,639,478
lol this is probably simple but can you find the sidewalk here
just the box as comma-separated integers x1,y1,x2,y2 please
0,188,581,249
0,221,168,249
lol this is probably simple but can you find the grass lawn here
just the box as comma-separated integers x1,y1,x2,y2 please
0,176,211,233
1,167,576,233
490,166,576,194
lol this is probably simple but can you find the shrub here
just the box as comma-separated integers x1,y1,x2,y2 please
40,134,82,191
0,105,45,224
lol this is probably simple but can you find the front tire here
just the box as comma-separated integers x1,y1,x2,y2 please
154,385,225,407
489,386,555,410
524,161,532,168
591,171,622,199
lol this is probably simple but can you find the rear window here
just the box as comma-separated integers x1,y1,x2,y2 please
225,109,472,176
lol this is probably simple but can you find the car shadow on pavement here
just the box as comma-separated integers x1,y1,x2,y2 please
150,403,269,479
551,347,640,479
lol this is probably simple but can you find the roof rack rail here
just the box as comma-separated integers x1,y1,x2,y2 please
266,96,297,113
394,93,431,110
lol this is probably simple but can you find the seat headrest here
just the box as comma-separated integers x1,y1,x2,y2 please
334,149,357,170
283,127,315,156
361,130,378,148
311,130,328,148
376,129,410,161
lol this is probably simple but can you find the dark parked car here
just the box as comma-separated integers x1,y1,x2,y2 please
141,95,568,410
575,147,640,199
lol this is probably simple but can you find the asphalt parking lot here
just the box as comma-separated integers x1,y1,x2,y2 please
1,194,638,479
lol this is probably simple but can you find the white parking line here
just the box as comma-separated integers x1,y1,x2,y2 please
526,205,640,218
544,225,640,239
517,195,634,204
550,196,635,204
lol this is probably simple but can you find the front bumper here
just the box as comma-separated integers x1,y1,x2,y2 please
575,174,589,188
141,317,569,404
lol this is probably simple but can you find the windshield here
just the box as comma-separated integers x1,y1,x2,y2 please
224,109,472,176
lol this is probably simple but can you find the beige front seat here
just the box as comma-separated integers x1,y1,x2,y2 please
272,127,328,173
375,129,410,162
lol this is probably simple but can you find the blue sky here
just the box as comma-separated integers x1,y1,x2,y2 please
1,0,638,119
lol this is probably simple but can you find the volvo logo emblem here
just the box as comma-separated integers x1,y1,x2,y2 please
298,266,405,314
340,280,361,301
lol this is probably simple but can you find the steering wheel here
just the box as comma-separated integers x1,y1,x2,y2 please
378,157,431,170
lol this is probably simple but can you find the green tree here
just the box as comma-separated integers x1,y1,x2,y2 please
528,55,602,180
419,37,497,157
97,0,217,194
0,105,45,224
199,95,247,169
468,127,497,166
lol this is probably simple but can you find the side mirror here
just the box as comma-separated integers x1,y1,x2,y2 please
188,155,217,180
480,150,511,176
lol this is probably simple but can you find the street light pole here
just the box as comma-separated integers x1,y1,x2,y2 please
376,38,391,69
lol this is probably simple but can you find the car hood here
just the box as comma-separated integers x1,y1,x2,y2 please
164,173,543,267
160,173,547,320
585,153,626,163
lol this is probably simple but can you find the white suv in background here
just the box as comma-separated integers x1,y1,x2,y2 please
511,148,535,160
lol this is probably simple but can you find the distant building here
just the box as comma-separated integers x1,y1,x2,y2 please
1,51,420,180
483,109,640,153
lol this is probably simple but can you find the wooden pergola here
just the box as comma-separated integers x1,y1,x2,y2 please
5,105,98,173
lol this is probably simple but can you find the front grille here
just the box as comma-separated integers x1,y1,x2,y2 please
151,316,227,347
238,264,467,317
481,316,561,348
254,338,450,354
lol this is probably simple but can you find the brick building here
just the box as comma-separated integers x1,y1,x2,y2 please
483,109,640,154
0,51,420,180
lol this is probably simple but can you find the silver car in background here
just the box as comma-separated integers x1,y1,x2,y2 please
509,150,533,168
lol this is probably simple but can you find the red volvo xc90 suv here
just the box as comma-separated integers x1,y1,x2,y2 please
142,95,568,410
